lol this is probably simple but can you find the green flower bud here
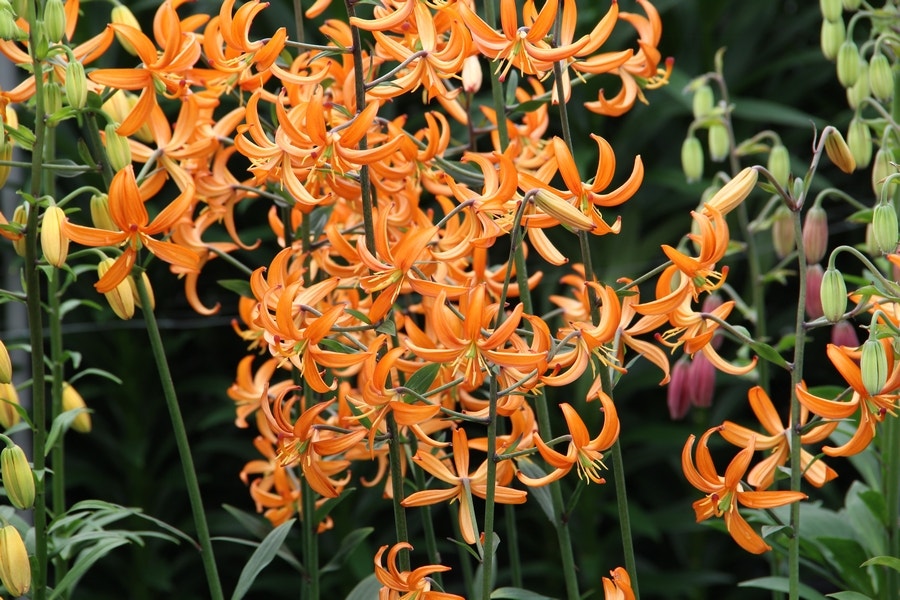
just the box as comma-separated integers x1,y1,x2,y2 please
772,205,795,259
861,337,888,396
98,258,135,320
43,0,65,43
847,118,872,169
842,0,861,9
847,62,870,110
821,18,845,61
104,123,131,172
9,0,23,17
872,202,899,254
872,147,896,199
11,204,27,257
681,136,704,183
803,204,829,264
1,444,34,509
90,193,118,231
768,144,791,188
707,122,729,162
65,60,87,109
820,0,842,21
0,3,22,41
0,525,30,596
0,382,20,429
62,382,91,433
820,267,847,322
868,53,893,102
0,339,9,384
824,128,856,173
40,204,69,268
692,84,715,120
836,40,861,88
44,81,63,126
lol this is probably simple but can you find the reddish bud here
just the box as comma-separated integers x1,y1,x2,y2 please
667,360,691,420
805,263,825,319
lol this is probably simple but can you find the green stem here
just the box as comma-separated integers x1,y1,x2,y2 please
386,412,411,571
301,475,319,600
412,457,442,588
480,377,499,600
483,0,509,150
885,413,900,600
133,273,224,600
48,268,69,589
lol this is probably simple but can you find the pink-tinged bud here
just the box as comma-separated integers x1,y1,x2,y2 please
831,320,861,347
692,83,715,119
0,382,20,428
0,525,30,596
824,128,856,173
869,53,893,102
461,55,483,94
836,40,861,88
62,382,91,433
772,205,795,259
821,18,845,61
820,267,847,323
707,122,729,162
802,204,829,264
847,118,872,169
41,205,69,268
667,360,691,420
687,352,716,408
805,263,825,320
861,337,888,396
0,339,10,384
872,203,899,254
681,136,704,183
97,258,135,320
701,294,725,350
1,443,34,509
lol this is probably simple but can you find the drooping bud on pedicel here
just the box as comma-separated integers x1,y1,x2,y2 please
847,118,872,169
820,267,847,323
128,271,155,311
772,205,795,259
707,122,729,162
104,123,132,172
65,59,87,109
846,61,870,110
0,339,10,384
767,143,790,189
111,4,142,55
872,202,899,254
43,0,65,43
1,443,34,509
0,1,21,41
820,18,845,61
0,382,20,428
805,263,825,320
532,189,595,232
41,205,69,268
11,205,27,257
688,352,716,409
667,359,690,420
90,193,117,231
820,0,842,21
861,337,888,396
97,257,135,320
0,525,30,596
842,0,861,9
461,55,482,94
44,81,63,126
62,381,91,433
836,40,861,88
681,136,704,183
872,147,896,199
869,53,893,102
692,83,715,119
831,320,861,347
802,204,829,264
824,128,856,173
0,104,17,188
703,167,758,217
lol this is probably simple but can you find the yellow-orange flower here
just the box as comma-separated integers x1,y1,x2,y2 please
374,542,463,600
602,567,635,600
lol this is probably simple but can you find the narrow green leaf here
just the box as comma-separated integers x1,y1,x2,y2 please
344,573,382,600
749,340,790,369
321,527,374,574
515,458,554,524
490,588,557,600
739,576,829,600
375,318,397,336
49,538,130,599
861,555,900,573
222,504,304,572
827,592,874,600
45,408,88,457
217,279,254,299
313,488,356,525
401,362,441,403
231,518,296,600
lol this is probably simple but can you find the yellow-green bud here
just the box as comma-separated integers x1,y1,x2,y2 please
707,123,729,162
703,167,758,217
842,0,861,9
768,144,791,188
872,203,899,254
102,92,152,143
98,258,135,320
820,0,842,21
0,525,30,596
532,189,595,232
43,0,65,43
44,81,63,126
868,53,893,102
772,205,795,259
847,61,870,110
0,382,20,429
90,193,118,231
1,444,34,509
0,4,21,41
861,337,888,396
104,122,131,172
65,60,87,109
11,205,27,257
872,147,896,199
128,271,155,311
681,136,704,183
803,204,829,264
820,267,847,322
62,381,91,433
824,128,856,173
821,18,845,61
9,0,23,17
111,4,142,55
836,40,861,88
0,137,11,188
847,118,872,169
692,84,715,119
41,205,69,268
0,339,9,384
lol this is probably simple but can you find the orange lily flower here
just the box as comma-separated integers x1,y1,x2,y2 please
374,542,463,600
402,428,526,545
796,342,900,456
602,567,636,600
62,165,200,293
721,386,838,490
682,427,807,554
517,393,619,487
227,355,292,428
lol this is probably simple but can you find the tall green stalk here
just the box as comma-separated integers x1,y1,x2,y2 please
133,273,224,600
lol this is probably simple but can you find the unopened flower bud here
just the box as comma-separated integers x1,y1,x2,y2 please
861,337,888,396
824,128,856,173
128,271,155,311
9,0,23,17
842,0,860,8
820,267,847,322
847,118,872,169
703,167,758,217
43,0,65,43
62,381,91,433
831,320,861,347
0,136,12,188
707,123,729,162
111,4,141,55
805,263,825,320
44,81,63,125
681,136,704,183
802,204,829,264
532,189,594,231
820,18,845,60
11,205,27,257
97,257,135,320
65,60,87,109
772,205,795,259
767,144,790,189
872,147,895,199
461,55,482,94
667,359,690,420
102,92,152,143
688,352,716,408
692,84,715,119
0,525,30,596
41,205,69,268
820,0,842,21
0,339,9,384
869,53,893,102
1,444,34,509
104,123,131,172
0,382,20,428
872,203,899,254
846,61,869,111
836,40,861,88
0,3,21,41
90,193,117,231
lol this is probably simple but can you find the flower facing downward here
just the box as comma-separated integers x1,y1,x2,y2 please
374,542,463,600
602,567,635,600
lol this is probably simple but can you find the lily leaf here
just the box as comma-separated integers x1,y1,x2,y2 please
344,573,382,600
49,538,129,600
490,588,557,600
515,458,554,524
861,555,900,573
231,518,296,600
827,593,874,600
45,408,89,457
400,362,441,403
749,340,790,369
217,279,254,299
222,504,304,572
738,576,829,600
321,527,374,574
